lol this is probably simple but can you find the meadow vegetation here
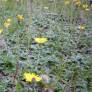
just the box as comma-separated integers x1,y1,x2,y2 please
0,0,92,92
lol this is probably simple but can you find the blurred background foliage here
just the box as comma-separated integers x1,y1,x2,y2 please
0,0,92,92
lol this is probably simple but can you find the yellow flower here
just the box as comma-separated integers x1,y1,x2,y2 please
44,7,49,10
6,18,12,23
73,0,81,6
64,0,70,5
83,4,88,9
78,25,86,30
17,14,24,21
24,72,42,83
34,37,48,44
4,22,11,28
85,8,90,11
75,2,81,6
82,4,90,11
0,28,3,34
4,0,7,2
4,18,12,28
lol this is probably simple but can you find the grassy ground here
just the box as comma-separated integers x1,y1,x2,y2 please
0,0,92,92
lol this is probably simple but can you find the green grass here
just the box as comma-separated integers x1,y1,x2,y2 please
0,0,92,92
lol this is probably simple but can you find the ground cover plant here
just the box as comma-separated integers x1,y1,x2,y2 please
0,0,92,92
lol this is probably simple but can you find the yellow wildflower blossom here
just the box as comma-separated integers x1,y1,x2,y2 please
64,0,70,5
4,0,7,2
82,4,90,11
17,14,24,21
4,22,11,28
6,18,12,23
34,37,48,44
83,4,89,9
4,18,12,28
44,7,49,10
24,72,42,83
73,0,81,6
0,28,3,34
78,25,86,30
85,8,90,11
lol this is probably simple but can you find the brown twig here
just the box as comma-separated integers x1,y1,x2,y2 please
13,62,19,83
